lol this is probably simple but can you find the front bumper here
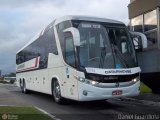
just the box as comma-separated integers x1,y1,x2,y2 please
78,81,140,101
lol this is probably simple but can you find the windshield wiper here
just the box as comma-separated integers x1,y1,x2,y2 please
111,44,129,68
99,46,106,68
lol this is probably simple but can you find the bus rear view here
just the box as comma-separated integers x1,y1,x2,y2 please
16,16,141,104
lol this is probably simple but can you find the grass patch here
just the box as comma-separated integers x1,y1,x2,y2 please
0,106,53,120
140,82,152,93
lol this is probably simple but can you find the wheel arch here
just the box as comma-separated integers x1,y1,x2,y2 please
51,76,60,93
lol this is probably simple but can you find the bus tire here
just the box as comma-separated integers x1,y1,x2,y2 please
20,79,23,93
22,79,28,94
52,79,65,104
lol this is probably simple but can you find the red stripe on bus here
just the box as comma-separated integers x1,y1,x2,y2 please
17,57,39,72
35,56,38,67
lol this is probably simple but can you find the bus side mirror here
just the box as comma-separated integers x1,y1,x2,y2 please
63,27,80,46
130,32,148,51
132,34,143,51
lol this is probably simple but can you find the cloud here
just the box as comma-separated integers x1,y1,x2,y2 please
0,0,130,74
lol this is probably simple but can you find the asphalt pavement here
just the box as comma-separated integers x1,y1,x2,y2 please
132,93,160,102
0,83,160,120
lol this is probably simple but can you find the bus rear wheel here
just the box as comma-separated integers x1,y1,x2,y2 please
22,80,28,94
52,80,65,104
20,79,23,93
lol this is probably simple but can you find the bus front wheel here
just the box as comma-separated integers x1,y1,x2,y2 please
52,80,65,104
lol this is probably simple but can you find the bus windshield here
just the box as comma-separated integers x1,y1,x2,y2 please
74,22,137,69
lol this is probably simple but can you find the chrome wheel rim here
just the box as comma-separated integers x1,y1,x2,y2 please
54,81,61,100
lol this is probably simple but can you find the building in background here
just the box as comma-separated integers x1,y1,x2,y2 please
128,0,160,93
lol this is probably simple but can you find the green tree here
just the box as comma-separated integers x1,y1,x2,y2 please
4,73,16,77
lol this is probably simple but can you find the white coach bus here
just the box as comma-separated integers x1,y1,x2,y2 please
16,16,141,104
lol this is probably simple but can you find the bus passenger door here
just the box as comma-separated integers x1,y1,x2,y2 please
63,32,78,100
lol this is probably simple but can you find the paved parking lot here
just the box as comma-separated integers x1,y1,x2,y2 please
0,83,160,120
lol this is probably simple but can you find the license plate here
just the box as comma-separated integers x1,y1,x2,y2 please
112,90,122,96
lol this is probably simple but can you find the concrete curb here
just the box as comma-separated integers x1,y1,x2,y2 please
34,106,61,120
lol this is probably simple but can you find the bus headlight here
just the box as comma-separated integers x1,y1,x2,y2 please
91,81,97,85
132,77,140,83
74,76,99,86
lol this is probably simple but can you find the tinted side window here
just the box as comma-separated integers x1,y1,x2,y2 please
45,27,58,55
16,27,58,68
56,21,72,57
38,28,58,69
37,36,46,69
64,32,76,67
16,51,25,65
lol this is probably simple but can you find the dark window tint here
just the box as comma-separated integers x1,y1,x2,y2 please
108,28,137,68
64,32,76,67
16,27,58,69
45,27,58,54
56,21,72,56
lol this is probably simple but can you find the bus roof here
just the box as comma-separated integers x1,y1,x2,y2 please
17,15,124,54
54,15,124,25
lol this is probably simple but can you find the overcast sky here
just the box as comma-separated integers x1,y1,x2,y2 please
0,0,130,74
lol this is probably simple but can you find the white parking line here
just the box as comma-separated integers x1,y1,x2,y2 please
35,106,62,120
